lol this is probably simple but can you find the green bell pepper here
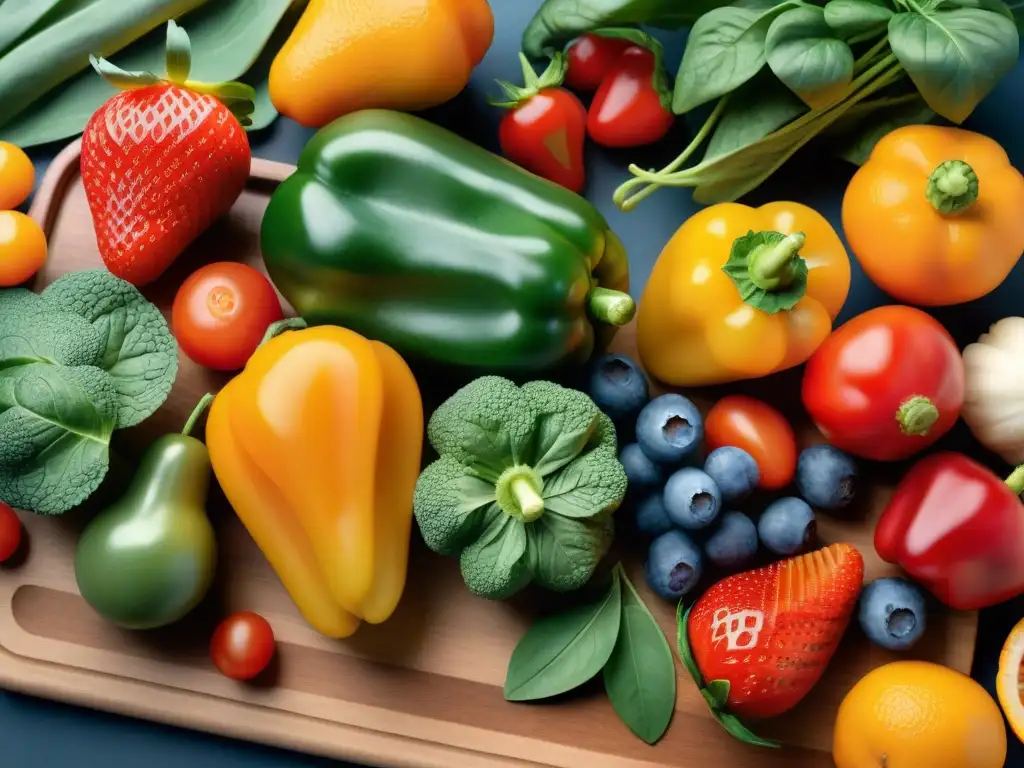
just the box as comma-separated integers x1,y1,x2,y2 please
260,109,633,373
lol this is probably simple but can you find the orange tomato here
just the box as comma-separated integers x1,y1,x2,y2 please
705,395,797,490
0,142,34,210
0,210,47,286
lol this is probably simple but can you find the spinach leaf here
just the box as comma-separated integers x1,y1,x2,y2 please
528,513,613,592
40,269,178,429
460,508,531,600
887,8,1019,123
504,571,622,701
0,363,118,515
705,72,809,160
673,4,797,114
833,95,936,164
938,0,1016,20
766,7,855,108
824,0,894,37
542,450,627,519
603,565,676,745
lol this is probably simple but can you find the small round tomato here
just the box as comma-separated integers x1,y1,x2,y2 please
705,395,798,490
587,46,674,148
172,262,283,371
0,502,22,563
565,34,631,92
0,210,46,287
210,611,276,681
0,142,34,210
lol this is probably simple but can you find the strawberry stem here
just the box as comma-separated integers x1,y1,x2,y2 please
489,52,568,109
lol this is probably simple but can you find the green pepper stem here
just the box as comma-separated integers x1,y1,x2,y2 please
896,395,939,436
747,232,806,292
589,287,636,326
926,160,979,214
1006,466,1024,496
260,317,308,348
182,393,214,437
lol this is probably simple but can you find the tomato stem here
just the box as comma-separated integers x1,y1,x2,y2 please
1005,465,1024,497
747,232,806,291
926,160,978,215
896,395,939,437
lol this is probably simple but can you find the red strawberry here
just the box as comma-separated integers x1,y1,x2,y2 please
678,543,863,746
81,20,251,287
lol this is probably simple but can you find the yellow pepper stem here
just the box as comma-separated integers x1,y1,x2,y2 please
896,395,939,436
926,160,979,215
497,465,545,523
182,393,214,437
748,232,806,292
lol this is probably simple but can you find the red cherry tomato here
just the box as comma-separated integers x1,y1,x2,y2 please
172,262,284,371
587,46,674,148
210,611,276,681
705,395,798,490
802,305,964,462
0,502,22,563
565,34,631,92
499,87,587,193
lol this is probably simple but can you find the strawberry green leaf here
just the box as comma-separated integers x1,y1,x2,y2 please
88,55,161,89
706,679,731,709
164,18,192,84
718,711,784,748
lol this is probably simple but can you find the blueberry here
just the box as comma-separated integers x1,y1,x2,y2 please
858,577,927,651
664,468,722,530
757,497,816,556
635,493,674,537
620,443,664,491
703,447,759,504
704,511,758,572
644,529,704,600
796,444,858,510
636,394,704,465
588,354,649,422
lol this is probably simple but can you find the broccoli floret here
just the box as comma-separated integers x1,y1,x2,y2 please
414,376,627,600
0,288,103,368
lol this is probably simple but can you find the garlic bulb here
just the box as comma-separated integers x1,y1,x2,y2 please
962,317,1024,464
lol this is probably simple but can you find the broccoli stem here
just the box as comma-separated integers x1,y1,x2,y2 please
511,477,545,523
495,464,545,523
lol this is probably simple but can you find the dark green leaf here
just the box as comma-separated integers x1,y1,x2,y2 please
766,7,855,108
705,72,808,160
706,679,731,709
833,95,935,164
504,571,622,701
938,0,1015,21
521,0,732,58
528,512,613,592
460,508,531,600
887,9,1018,124
603,566,676,745
824,0,894,37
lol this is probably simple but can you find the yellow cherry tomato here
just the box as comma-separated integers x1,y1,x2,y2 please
0,142,35,210
0,211,47,286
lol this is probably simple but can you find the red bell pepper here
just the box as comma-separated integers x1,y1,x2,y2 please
875,452,1024,610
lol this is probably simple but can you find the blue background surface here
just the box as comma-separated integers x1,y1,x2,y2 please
6,0,1024,765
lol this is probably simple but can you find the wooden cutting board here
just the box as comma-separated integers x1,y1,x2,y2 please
0,139,978,768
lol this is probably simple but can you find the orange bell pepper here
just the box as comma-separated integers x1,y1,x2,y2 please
269,0,494,128
843,125,1024,307
637,202,850,387
205,320,423,638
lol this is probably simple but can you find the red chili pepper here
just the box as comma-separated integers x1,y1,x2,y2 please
565,34,632,92
801,305,964,461
875,452,1024,610
587,46,674,148
493,53,587,193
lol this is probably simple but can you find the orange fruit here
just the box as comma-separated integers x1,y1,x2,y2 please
997,616,1024,743
0,142,34,210
833,660,1006,768
0,210,47,286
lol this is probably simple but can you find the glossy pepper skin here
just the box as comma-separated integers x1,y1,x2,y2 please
843,125,1024,306
637,202,850,386
269,0,494,128
261,109,634,375
205,320,424,638
875,453,1024,611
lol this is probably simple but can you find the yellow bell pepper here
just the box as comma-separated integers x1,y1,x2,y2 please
206,320,424,638
637,202,851,387
269,0,495,128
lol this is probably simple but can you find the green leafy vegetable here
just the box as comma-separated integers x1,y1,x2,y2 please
824,0,894,38
603,565,676,745
766,7,855,108
506,564,677,744
704,73,808,160
414,377,627,600
831,93,935,164
504,573,622,701
0,0,66,57
887,8,1018,123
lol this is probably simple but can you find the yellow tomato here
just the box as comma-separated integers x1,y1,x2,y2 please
0,211,47,286
0,142,35,210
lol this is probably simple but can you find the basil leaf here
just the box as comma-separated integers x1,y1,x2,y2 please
888,9,1019,124
528,513,613,592
460,507,531,601
603,566,676,745
674,4,798,115
542,450,628,519
766,7,855,109
938,0,1015,21
823,0,894,37
833,95,936,164
705,73,808,160
504,570,622,701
